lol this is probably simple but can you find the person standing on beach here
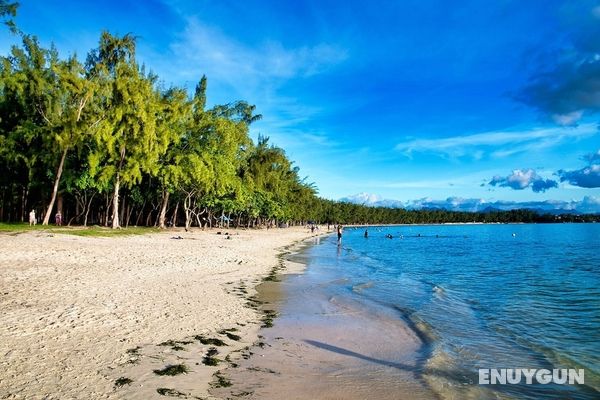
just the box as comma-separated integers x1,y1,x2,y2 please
55,211,62,226
337,224,343,244
29,209,36,226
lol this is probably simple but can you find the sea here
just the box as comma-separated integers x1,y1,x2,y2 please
214,223,600,399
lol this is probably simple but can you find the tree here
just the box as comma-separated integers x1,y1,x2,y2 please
0,35,50,221
0,0,19,33
86,32,167,228
40,53,96,225
155,86,190,228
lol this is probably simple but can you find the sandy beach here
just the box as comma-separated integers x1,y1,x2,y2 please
0,227,317,399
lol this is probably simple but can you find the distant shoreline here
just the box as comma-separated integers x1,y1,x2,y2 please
342,221,598,228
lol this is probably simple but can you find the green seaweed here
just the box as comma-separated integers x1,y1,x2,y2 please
225,332,242,341
126,346,141,355
125,346,141,364
202,347,221,365
156,387,186,397
211,371,232,388
261,310,277,328
202,356,220,366
206,347,218,357
153,364,189,376
247,366,278,374
114,377,133,387
194,335,227,346
232,391,253,397
158,339,192,351
218,328,242,341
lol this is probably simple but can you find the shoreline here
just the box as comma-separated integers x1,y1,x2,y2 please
211,234,437,400
0,227,323,399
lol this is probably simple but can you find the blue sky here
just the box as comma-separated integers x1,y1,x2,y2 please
2,0,599,212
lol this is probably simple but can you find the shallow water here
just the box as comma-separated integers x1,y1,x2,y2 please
218,224,600,399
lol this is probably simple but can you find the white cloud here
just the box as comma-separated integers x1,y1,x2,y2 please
552,110,583,126
394,123,598,159
340,192,384,204
488,169,558,192
146,16,348,153
165,17,347,94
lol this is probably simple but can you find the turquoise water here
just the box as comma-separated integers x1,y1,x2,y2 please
302,224,600,399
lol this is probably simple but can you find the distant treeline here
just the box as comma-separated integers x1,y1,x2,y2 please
0,6,597,228
316,203,598,225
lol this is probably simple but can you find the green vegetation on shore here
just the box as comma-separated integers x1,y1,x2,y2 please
0,4,596,229
0,13,324,229
0,223,160,236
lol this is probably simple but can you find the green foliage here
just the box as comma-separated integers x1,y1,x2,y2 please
0,1,19,33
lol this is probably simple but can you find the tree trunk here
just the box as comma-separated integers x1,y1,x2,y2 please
126,204,134,228
158,190,169,229
134,199,147,226
111,173,120,229
184,194,192,231
21,186,28,222
74,196,80,222
104,192,111,226
42,147,68,225
145,210,153,227
120,194,126,227
171,202,179,227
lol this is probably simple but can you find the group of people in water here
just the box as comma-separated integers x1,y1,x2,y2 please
336,225,398,243
328,225,511,247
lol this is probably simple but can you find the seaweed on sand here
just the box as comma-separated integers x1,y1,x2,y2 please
211,371,232,388
158,339,193,351
202,347,221,366
218,328,241,341
261,310,278,328
156,387,186,397
195,335,227,346
114,377,133,387
153,364,189,376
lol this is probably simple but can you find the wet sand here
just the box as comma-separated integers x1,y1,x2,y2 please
212,239,437,399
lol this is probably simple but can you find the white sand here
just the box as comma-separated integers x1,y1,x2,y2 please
0,227,318,399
